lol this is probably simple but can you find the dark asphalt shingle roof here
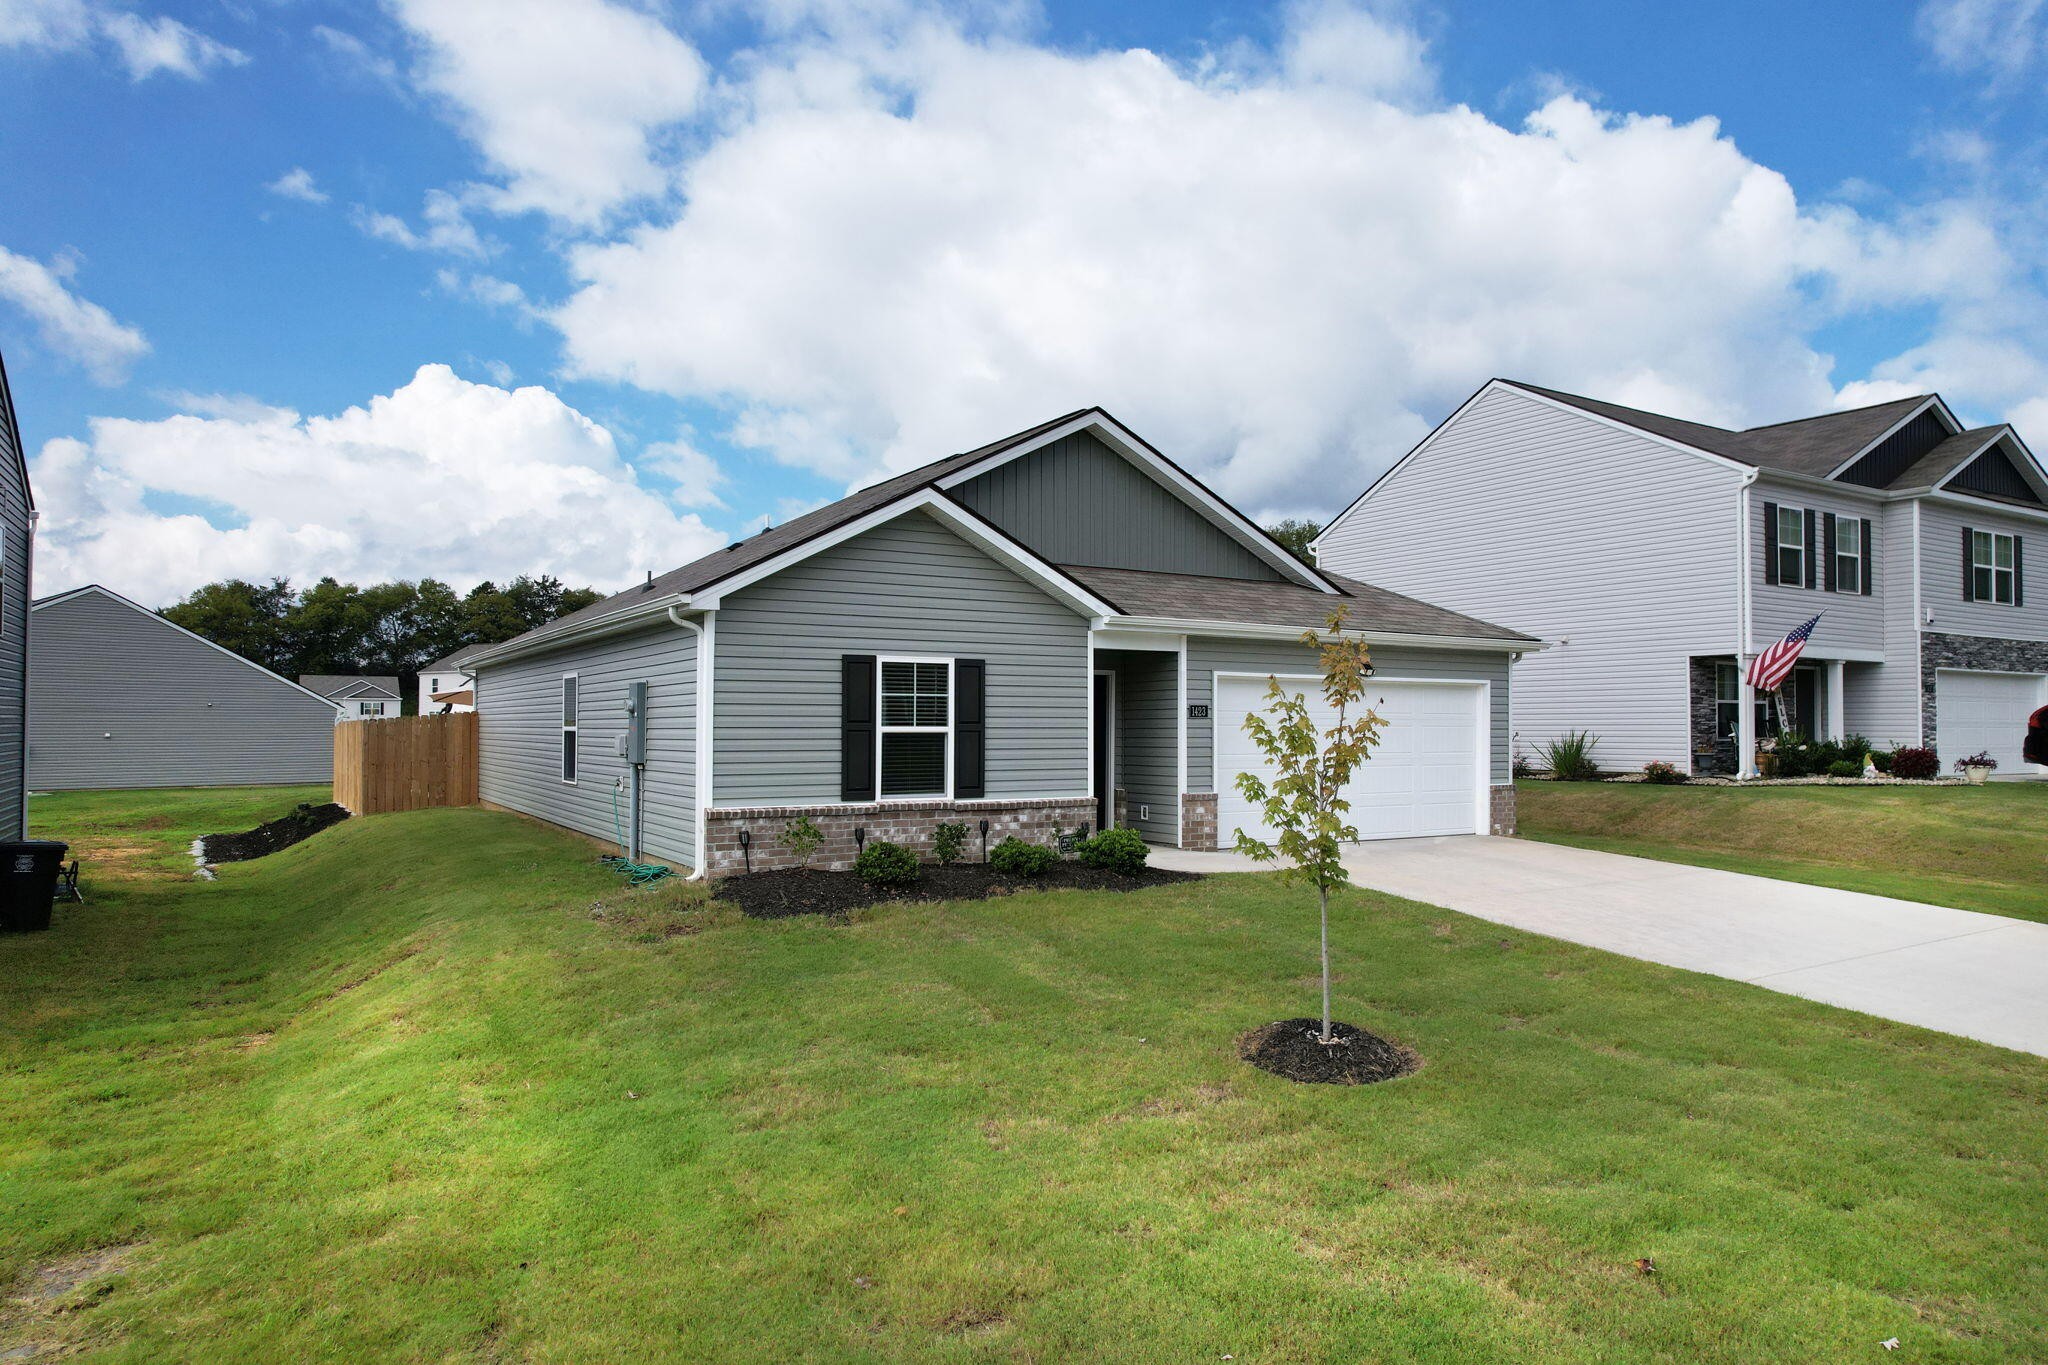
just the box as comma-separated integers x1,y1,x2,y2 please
299,674,400,700
1062,564,1538,643
1503,381,1934,479
421,649,479,674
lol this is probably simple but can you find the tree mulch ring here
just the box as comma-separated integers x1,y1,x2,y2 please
1238,1018,1421,1086
201,803,351,864
716,862,1203,919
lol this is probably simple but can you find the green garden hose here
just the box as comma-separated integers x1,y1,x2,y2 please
601,780,674,886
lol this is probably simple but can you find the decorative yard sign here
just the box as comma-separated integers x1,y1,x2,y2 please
1187,704,1210,719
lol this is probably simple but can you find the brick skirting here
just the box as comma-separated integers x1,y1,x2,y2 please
1489,783,1517,836
703,796,1095,876
1180,792,1218,851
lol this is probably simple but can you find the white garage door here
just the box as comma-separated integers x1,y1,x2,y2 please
1936,669,2047,774
1215,675,1485,843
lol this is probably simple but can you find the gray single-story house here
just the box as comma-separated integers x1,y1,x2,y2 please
30,585,337,790
0,348,33,835
467,409,1540,875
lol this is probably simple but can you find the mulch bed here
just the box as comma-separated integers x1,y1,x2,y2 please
1237,1018,1421,1086
715,861,1203,919
201,803,351,863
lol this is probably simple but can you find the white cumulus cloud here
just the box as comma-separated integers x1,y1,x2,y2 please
0,0,245,80
0,244,150,383
265,167,329,205
351,189,491,258
29,364,727,601
1917,0,2047,80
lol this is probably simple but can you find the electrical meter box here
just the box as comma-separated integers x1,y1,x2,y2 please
623,681,648,765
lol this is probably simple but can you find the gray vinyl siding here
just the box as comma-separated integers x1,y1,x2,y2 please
1843,500,1924,747
1748,479,1886,656
714,509,1089,804
951,431,1286,581
28,590,336,789
476,623,698,867
1102,649,1178,844
0,397,27,834
1183,635,1511,789
1920,499,2048,644
1316,384,1739,772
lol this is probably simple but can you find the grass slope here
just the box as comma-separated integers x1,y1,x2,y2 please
36,784,334,885
1519,780,2048,923
4,791,2047,1362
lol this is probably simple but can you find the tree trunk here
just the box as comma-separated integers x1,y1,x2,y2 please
1319,882,1332,1044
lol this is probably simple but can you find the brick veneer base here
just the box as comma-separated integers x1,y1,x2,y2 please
1489,783,1517,836
703,797,1096,876
1180,792,1218,851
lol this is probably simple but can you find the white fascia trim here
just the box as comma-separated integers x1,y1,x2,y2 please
934,411,1340,595
1313,381,1500,550
30,584,340,710
1918,489,2048,526
1100,614,1544,653
1821,395,1960,480
690,489,1117,618
463,593,692,669
1087,627,1182,652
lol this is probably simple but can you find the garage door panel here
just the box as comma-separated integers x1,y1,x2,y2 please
1936,670,2046,773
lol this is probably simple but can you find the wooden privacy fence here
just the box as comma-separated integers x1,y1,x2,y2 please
333,712,479,815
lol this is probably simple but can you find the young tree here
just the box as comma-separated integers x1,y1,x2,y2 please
1229,607,1386,1045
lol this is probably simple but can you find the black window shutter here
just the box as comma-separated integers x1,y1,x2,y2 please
1860,518,1873,596
1803,509,1818,589
2017,536,2026,607
1823,513,1838,593
1763,501,1780,585
841,654,876,802
954,659,986,799
1962,526,1976,602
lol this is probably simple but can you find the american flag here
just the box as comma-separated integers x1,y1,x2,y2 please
1748,614,1821,692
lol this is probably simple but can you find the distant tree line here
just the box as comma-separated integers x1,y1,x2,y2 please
162,575,603,709
1264,519,1322,564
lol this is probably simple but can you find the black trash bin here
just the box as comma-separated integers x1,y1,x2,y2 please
1,841,70,933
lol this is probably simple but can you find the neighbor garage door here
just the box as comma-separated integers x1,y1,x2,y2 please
1215,675,1484,843
1936,669,2048,775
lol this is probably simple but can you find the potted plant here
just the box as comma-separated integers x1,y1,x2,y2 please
1955,750,1999,785
1757,735,1779,778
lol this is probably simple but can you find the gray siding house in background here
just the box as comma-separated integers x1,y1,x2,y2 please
0,350,32,836
30,586,337,790
467,408,1537,876
300,675,401,721
1316,380,2048,777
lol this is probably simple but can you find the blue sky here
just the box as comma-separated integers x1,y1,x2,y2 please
3,0,2045,602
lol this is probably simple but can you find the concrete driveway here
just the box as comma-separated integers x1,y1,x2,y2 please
1150,836,2048,1058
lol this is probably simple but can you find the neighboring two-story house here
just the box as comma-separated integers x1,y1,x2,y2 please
300,675,403,722
1315,379,2047,777
418,652,476,714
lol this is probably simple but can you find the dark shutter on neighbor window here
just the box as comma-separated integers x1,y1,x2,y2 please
1763,501,1780,585
954,659,986,799
1823,513,1838,592
1962,526,1976,602
2017,536,2027,607
841,654,876,802
1861,518,1874,596
1803,509,1818,589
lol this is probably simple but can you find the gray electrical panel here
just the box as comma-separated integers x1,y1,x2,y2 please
624,681,648,765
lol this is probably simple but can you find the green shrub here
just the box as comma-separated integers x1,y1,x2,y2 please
1826,759,1861,778
1537,731,1601,781
779,816,824,869
1641,761,1686,785
1891,747,1939,780
1773,730,1815,778
852,840,920,887
989,836,1057,878
931,821,967,866
1077,826,1149,875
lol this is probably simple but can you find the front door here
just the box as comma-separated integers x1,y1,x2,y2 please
1792,665,1822,739
1092,671,1114,832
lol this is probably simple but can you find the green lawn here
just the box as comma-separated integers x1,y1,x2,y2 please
4,789,2047,1362
1518,780,2048,923
28,784,333,885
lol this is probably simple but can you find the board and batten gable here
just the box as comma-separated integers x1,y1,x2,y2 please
29,589,336,789
1919,499,2048,643
1183,635,1511,790
714,508,1090,805
1315,384,1742,771
1747,478,1887,655
476,624,699,867
0,368,29,835
949,430,1287,581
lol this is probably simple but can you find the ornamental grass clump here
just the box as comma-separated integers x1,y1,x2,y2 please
1538,731,1601,781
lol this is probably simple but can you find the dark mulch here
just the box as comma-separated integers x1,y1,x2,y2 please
201,802,351,863
1238,1018,1421,1086
716,861,1203,919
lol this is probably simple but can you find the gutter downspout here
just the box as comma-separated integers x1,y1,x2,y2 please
1733,467,1761,779
667,605,712,879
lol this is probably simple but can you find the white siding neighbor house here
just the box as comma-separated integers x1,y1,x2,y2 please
418,652,476,714
1315,380,2048,777
30,586,337,789
466,408,1540,877
300,675,403,722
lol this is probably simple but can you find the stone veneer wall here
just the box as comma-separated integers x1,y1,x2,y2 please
1488,784,1517,836
1687,656,1736,774
1920,632,2048,754
703,797,1095,875
1179,793,1218,851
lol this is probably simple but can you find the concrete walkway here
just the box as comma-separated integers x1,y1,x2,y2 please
1150,837,2048,1057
